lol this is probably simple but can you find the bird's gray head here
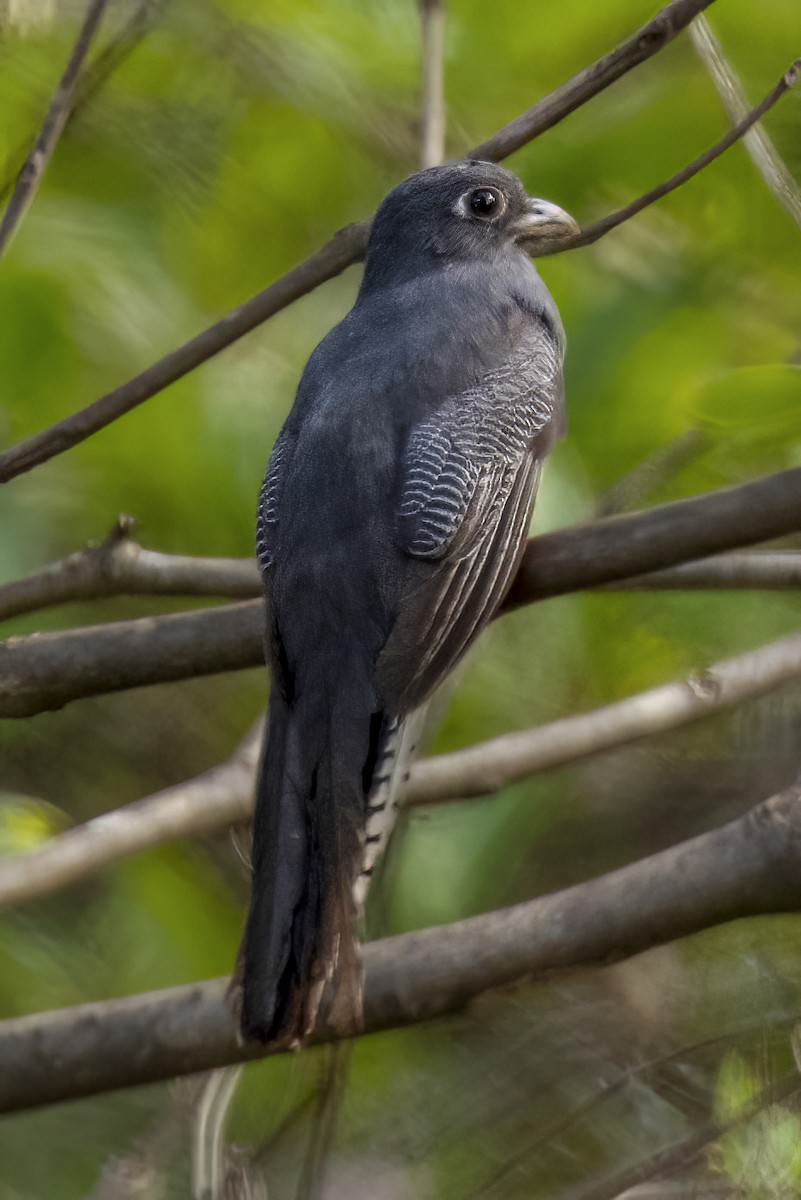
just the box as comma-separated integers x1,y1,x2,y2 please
363,160,578,289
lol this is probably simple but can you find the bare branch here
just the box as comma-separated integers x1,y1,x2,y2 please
0,221,369,485
0,1,160,208
4,467,801,717
0,516,260,625
0,0,111,259
0,723,261,911
0,0,721,484
469,0,718,161
505,465,801,608
0,600,265,718
5,624,801,910
612,550,801,592
3,539,800,629
419,0,447,168
2,784,801,1113
690,15,801,227
406,629,801,806
544,58,801,255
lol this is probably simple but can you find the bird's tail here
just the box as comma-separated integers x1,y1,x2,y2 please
238,684,372,1045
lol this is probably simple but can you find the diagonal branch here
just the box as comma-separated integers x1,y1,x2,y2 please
690,15,801,227
3,466,801,717
4,625,801,910
0,0,111,259
544,57,801,255
1,783,800,1114
470,0,717,160
0,0,719,485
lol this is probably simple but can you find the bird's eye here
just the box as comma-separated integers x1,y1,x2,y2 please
469,187,503,217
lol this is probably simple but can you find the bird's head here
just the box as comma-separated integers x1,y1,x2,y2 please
363,160,578,287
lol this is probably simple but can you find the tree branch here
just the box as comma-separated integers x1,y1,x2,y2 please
5,625,801,910
469,0,717,160
554,58,801,255
0,723,261,911
419,0,447,169
0,516,260,624
1,784,800,1113
0,0,111,259
0,0,719,485
3,467,801,716
690,15,801,228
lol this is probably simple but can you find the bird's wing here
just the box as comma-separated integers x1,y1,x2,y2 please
378,326,562,712
256,427,294,574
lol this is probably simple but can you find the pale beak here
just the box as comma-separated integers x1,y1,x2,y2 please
513,197,580,251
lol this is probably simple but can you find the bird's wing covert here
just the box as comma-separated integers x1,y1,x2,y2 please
380,327,562,711
256,428,293,573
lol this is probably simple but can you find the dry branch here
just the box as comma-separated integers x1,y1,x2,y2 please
690,15,801,227
4,625,801,910
0,517,260,624
0,0,110,258
406,629,801,805
558,58,801,255
0,601,265,718
1,783,800,1114
4,467,801,716
469,0,716,160
0,0,719,484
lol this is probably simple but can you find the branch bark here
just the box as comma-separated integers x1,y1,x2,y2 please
3,467,801,716
0,0,719,484
556,58,801,255
1,784,800,1114
0,0,110,258
0,516,261,624
469,0,717,160
4,625,801,910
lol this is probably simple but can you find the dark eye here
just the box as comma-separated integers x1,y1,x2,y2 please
469,187,502,217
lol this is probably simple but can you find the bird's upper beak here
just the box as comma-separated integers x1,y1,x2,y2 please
512,197,580,252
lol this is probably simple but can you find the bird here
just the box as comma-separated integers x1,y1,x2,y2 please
238,159,578,1045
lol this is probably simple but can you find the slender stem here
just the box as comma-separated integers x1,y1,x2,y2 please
419,0,447,168
0,0,110,259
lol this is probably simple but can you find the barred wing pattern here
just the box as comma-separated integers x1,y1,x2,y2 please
256,429,293,574
379,328,562,712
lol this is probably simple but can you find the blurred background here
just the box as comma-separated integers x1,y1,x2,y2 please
1,0,800,1195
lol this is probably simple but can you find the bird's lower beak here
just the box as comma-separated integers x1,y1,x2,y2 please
513,197,580,252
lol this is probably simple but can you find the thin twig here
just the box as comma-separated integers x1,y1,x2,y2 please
5,622,801,909
469,0,717,161
465,1013,801,1200
0,0,111,259
2,784,801,1113
545,58,801,255
690,15,801,227
563,1074,801,1200
0,0,160,207
192,1066,244,1200
295,1045,352,1200
419,0,447,168
0,0,720,484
